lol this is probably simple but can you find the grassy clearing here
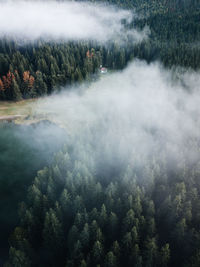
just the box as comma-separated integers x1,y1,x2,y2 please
0,99,37,117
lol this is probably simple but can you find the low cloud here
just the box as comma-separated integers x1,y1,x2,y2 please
33,60,200,169
0,0,148,43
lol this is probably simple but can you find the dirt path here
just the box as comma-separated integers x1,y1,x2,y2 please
0,115,25,121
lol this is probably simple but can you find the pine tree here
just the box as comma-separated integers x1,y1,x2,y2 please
42,209,63,261
34,71,47,96
160,243,170,267
7,247,31,267
104,251,117,267
92,240,104,265
11,79,22,101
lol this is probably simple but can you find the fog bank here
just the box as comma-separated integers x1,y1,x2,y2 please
33,61,200,168
0,1,147,43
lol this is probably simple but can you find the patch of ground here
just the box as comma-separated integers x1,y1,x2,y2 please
0,115,25,122
0,99,37,118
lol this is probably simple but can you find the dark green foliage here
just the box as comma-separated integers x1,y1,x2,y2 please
11,78,22,101
6,134,200,267
2,1,200,266
0,0,200,100
0,122,67,263
0,41,125,100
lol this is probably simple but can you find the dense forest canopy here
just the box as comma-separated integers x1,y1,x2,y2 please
0,0,200,100
1,0,200,267
0,121,67,264
5,91,200,266
4,60,200,266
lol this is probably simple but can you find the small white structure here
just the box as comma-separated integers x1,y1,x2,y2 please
100,67,108,74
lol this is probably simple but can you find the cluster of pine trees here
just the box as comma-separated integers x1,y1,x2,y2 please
0,0,200,100
2,1,200,264
5,132,200,267
0,41,130,101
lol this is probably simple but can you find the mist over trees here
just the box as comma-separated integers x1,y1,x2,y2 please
0,0,200,100
4,58,200,266
1,0,200,266
5,129,200,267
0,122,67,264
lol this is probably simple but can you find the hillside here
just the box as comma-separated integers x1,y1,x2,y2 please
1,1,200,266
0,0,200,101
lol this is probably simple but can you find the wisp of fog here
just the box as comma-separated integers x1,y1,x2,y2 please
0,0,147,43
1,0,198,171
33,60,200,169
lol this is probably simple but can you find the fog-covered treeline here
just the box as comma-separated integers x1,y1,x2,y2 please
5,133,200,267
5,60,200,266
0,121,67,264
1,0,200,266
0,41,132,100
0,0,200,100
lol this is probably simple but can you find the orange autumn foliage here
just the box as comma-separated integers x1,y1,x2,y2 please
23,71,35,88
29,75,35,88
86,50,94,59
2,71,15,90
0,70,35,94
0,79,4,91
23,71,30,83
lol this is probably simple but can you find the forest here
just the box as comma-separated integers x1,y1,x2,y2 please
0,0,200,100
4,106,200,267
1,0,200,266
